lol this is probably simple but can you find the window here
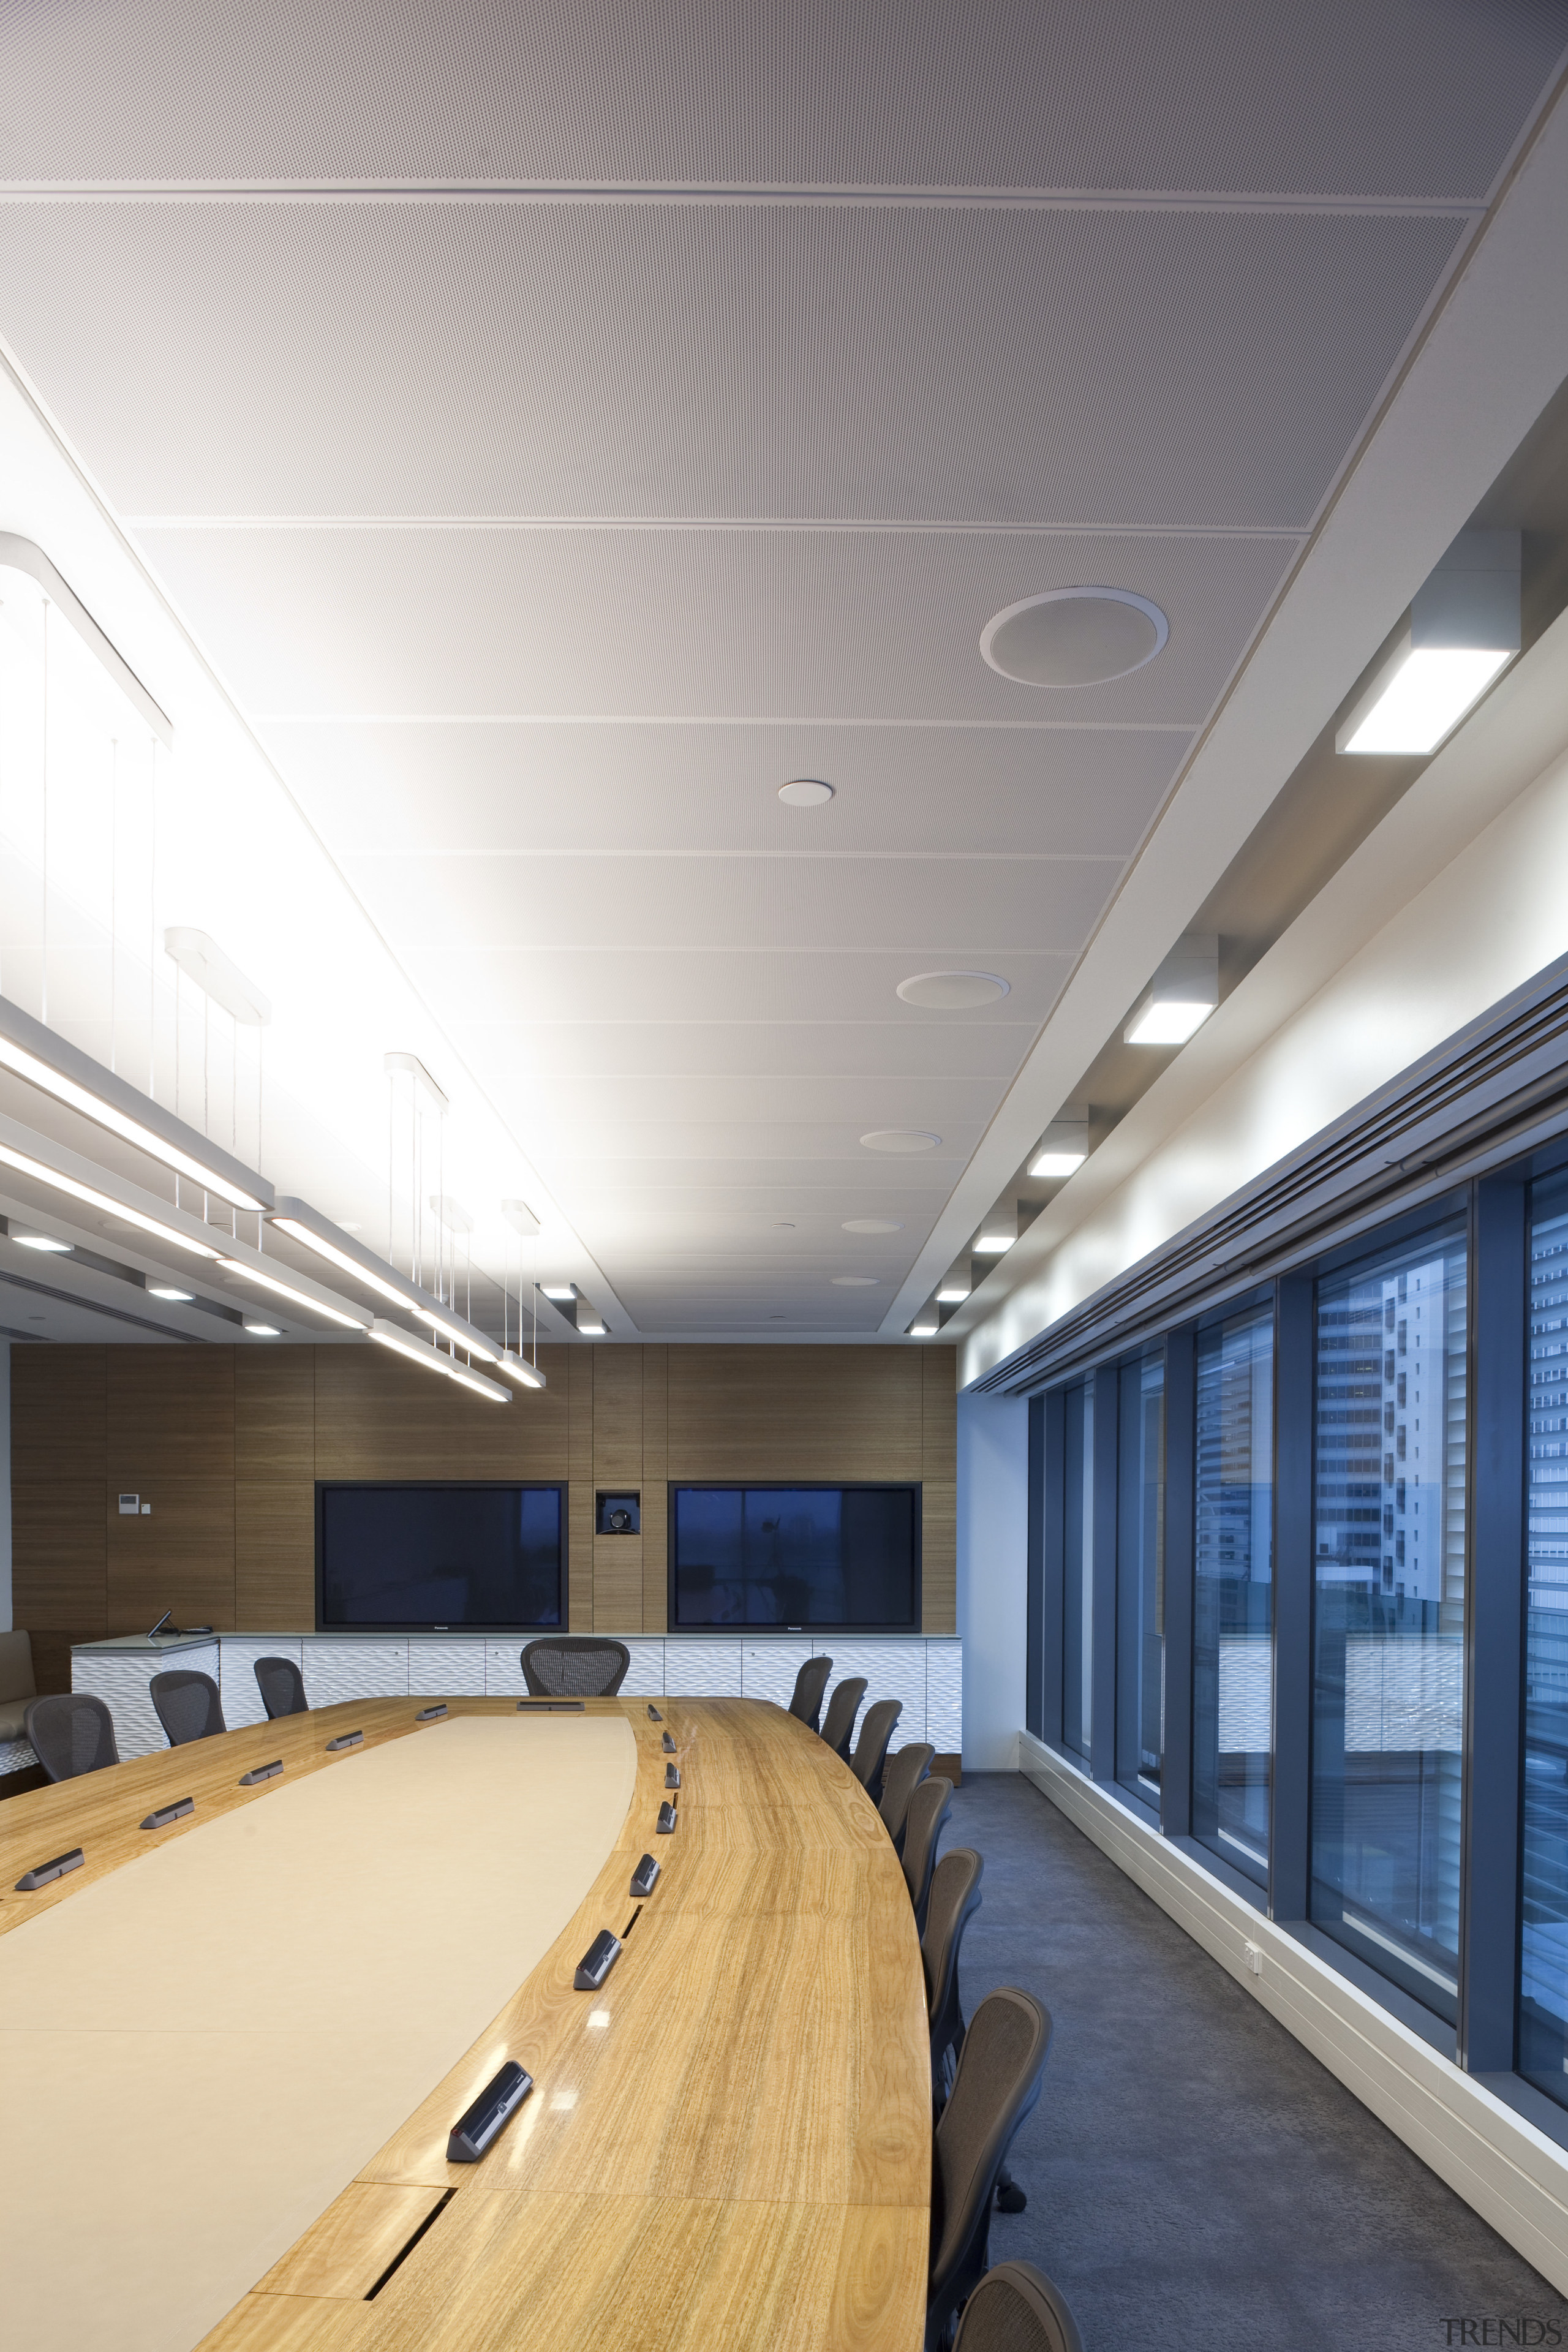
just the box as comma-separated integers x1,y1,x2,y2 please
668,1484,920,1627
1311,1221,1467,2020
1193,1305,1274,1883
1523,1175,1568,2110
1062,1381,1094,1760
1116,1349,1165,1806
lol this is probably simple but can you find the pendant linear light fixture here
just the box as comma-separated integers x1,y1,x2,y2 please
500,1199,548,1389
271,1195,501,1363
368,1317,510,1403
0,1114,224,1259
214,1255,370,1332
1338,530,1521,756
0,992,271,1215
1030,1105,1089,1179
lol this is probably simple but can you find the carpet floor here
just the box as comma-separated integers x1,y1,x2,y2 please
945,1771,1568,2352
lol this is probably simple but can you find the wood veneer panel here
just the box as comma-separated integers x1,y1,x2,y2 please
256,2182,447,2301
106,1476,239,1630
668,1346,924,1481
567,1349,594,1630
921,1347,957,1634
313,1344,570,1480
108,1344,236,1480
11,1344,108,1643
236,1348,315,1629
641,1344,668,1631
593,1535,643,1631
590,1343,643,1486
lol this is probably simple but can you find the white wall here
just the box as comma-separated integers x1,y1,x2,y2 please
956,1388,1028,1771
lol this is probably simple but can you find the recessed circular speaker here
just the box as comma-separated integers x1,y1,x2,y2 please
981,589,1169,686
843,1218,904,1234
896,970,1010,1010
831,1275,880,1286
778,777,834,807
860,1129,941,1153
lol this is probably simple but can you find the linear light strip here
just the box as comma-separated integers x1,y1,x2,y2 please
214,1257,369,1332
0,1140,222,1259
498,1352,548,1390
411,1301,499,1363
368,1318,510,1403
0,1034,267,1213
271,1216,414,1310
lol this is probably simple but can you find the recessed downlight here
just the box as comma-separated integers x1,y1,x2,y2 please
896,971,1009,1011
981,588,1169,686
831,1275,879,1287
777,778,834,808
12,1231,72,1252
861,1130,940,1153
842,1218,903,1234
243,1319,281,1336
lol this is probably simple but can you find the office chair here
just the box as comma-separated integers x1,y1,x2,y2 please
903,1774,954,1936
950,2262,1084,2352
786,1653,833,1732
521,1637,630,1697
817,1675,867,1761
24,1692,119,1782
850,1697,903,1802
149,1668,227,1747
880,1741,935,1853
254,1656,308,1719
926,1988,1053,2351
0,1628,39,1747
922,1847,984,2100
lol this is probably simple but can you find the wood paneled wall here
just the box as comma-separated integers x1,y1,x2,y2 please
12,1343,957,1688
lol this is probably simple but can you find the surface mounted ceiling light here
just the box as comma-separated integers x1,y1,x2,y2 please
860,1129,940,1153
1338,531,1520,756
935,1284,968,1303
981,588,1169,686
935,1255,971,1305
895,971,1010,1011
148,1286,193,1301
843,1218,903,1234
0,1136,222,1258
541,1284,578,1301
910,1317,940,1337
216,1257,369,1332
0,994,270,1214
12,1231,71,1251
974,1202,1017,1254
243,1320,281,1336
576,1301,606,1336
1030,1107,1089,1180
777,778,834,807
499,1352,548,1391
1125,935,1219,1047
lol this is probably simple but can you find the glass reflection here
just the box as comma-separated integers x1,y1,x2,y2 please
1116,1350,1166,1806
1062,1381,1094,1760
1193,1306,1274,1882
1311,1221,1467,2021
1522,1177,1568,2109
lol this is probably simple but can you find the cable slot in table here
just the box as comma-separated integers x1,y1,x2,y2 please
364,2187,458,2300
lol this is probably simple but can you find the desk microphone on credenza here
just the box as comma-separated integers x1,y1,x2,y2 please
146,1609,214,1640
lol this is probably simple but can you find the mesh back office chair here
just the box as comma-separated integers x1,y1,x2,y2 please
787,1654,834,1733
922,1847,984,2097
254,1656,308,1720
149,1668,227,1747
24,1692,119,1782
0,1628,38,1746
521,1637,630,1697
850,1697,903,1803
926,1989,1053,2351
818,1675,867,1762
951,2263,1084,2352
903,1774,954,1936
880,1741,935,1853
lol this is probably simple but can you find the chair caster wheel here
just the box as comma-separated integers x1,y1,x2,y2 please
997,2182,1027,2214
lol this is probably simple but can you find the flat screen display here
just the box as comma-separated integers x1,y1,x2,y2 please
669,1483,919,1629
317,1483,564,1630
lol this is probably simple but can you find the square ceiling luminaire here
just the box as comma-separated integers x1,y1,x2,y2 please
935,1255,972,1304
1031,1105,1090,1179
1337,530,1520,757
1125,935,1219,1046
974,1201,1018,1254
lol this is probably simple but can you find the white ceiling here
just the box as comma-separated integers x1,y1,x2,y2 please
1,1,1565,1339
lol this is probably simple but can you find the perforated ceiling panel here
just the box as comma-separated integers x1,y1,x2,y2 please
0,4,1562,1336
1,0,1562,195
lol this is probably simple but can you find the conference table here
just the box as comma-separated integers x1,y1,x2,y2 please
0,1694,930,2352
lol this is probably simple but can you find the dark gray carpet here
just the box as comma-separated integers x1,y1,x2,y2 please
948,1772,1568,2352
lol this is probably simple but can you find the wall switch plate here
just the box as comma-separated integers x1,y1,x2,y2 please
141,1503,151,1514
1244,1942,1263,1978
118,1493,139,1514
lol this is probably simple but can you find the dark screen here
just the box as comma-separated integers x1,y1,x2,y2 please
318,1485,563,1629
670,1485,918,1628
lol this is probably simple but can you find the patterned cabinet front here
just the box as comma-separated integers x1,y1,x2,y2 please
484,1642,529,1697
617,1640,666,1698
663,1640,743,1698
74,1642,221,1762
409,1642,486,1698
221,1637,303,1729
739,1642,809,1710
821,1642,929,1747
924,1640,963,1757
305,1641,409,1707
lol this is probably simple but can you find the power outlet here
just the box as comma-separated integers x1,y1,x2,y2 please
1243,1941,1264,1979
